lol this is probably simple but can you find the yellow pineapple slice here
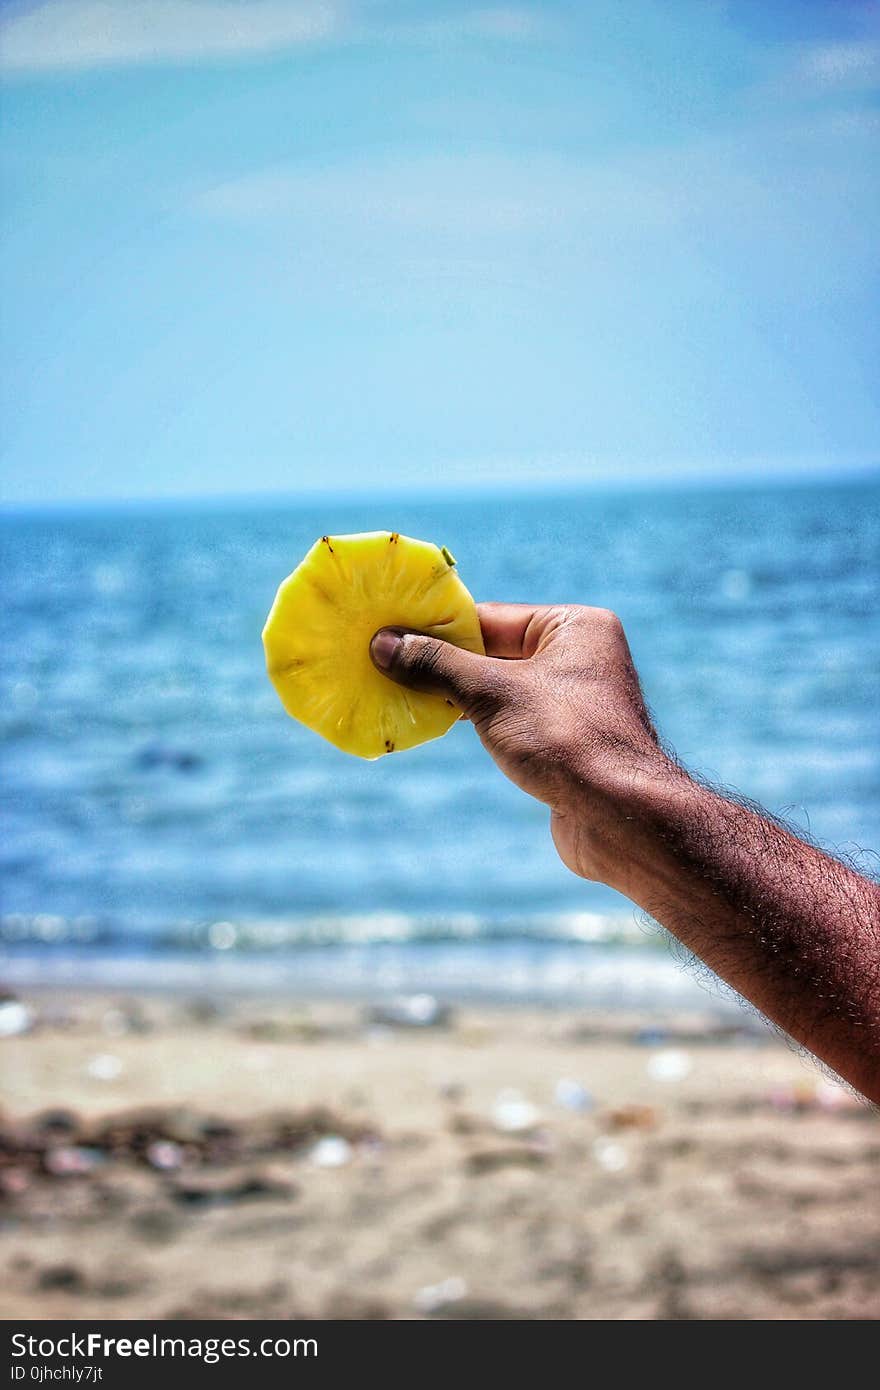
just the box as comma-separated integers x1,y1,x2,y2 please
262,531,484,759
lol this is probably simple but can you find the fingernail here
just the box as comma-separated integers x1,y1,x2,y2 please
370,629,401,671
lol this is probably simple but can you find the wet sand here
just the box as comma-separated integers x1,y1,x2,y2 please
1,991,878,1320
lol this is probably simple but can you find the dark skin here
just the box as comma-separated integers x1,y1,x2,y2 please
371,603,880,1104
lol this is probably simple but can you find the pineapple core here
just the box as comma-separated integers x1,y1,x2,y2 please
262,531,485,759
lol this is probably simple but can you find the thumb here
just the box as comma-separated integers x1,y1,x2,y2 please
370,627,506,715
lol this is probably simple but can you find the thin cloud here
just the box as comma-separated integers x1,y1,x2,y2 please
196,152,617,235
0,0,544,75
0,0,342,72
195,116,876,237
796,39,880,90
385,7,545,45
192,114,878,305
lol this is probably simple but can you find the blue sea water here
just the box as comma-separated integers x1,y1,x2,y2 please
1,479,878,1005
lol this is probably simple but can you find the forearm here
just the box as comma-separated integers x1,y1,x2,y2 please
589,757,880,1101
372,602,880,1100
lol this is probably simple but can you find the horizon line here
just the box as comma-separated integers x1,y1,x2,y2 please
1,461,878,516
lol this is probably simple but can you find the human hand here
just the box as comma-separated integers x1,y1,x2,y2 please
370,604,668,886
372,603,880,1101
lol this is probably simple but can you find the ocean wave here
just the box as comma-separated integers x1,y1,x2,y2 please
0,909,658,952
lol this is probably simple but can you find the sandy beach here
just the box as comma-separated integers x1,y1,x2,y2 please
1,989,878,1321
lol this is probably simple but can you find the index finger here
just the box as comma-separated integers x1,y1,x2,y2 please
476,602,560,659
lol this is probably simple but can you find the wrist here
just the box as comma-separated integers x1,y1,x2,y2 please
560,748,693,896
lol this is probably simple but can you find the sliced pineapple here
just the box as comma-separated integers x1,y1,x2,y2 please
262,531,484,759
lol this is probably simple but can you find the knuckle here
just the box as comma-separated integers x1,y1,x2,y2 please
468,667,513,719
544,603,578,631
396,634,460,696
562,605,618,636
594,606,622,632
402,634,443,677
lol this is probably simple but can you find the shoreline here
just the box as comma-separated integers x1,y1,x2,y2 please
0,939,753,1018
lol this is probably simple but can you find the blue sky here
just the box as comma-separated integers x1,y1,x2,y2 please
1,0,878,503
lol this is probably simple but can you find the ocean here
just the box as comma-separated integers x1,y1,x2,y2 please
2,478,878,1009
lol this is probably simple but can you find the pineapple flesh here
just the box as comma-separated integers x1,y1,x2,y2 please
262,531,484,759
